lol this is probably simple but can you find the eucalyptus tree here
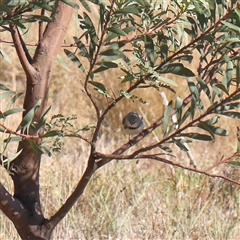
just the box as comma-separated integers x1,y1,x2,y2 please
0,0,240,239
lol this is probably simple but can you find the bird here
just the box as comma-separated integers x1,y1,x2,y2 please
122,111,144,136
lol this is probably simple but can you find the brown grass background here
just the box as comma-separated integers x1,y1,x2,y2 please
0,6,240,240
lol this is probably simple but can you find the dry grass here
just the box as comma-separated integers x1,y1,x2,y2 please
1,8,240,240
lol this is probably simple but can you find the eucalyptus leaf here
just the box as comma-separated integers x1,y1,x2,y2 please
160,63,195,77
114,7,140,15
158,145,172,152
0,48,12,63
79,0,91,12
180,133,213,141
43,130,63,138
3,108,24,117
0,84,10,91
17,99,42,133
172,138,189,151
27,139,44,154
220,111,240,119
7,92,23,110
163,101,172,136
60,0,79,9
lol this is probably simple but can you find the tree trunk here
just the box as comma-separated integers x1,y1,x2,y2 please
0,2,74,239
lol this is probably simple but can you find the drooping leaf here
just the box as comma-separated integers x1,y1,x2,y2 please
227,161,240,167
221,21,240,33
93,61,118,73
107,27,127,36
0,48,12,63
79,0,91,12
0,91,15,100
0,84,10,91
4,137,23,143
180,133,213,141
33,106,51,133
17,99,42,133
64,49,85,72
3,108,24,117
57,54,70,72
144,35,155,66
214,102,240,113
237,59,240,85
160,63,195,77
2,149,23,170
60,0,79,9
43,130,63,138
163,101,172,136
197,122,228,138
158,145,172,152
7,92,23,110
172,138,189,151
27,139,44,154
156,75,178,87
113,7,140,15
220,111,240,119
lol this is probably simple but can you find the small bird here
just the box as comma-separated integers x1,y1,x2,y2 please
122,111,144,136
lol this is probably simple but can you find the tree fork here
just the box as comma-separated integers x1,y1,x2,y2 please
1,2,75,239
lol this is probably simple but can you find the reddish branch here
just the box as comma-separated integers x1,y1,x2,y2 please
94,152,240,186
0,123,40,139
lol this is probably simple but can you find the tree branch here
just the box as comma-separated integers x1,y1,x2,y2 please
0,182,28,228
47,156,97,229
10,25,35,76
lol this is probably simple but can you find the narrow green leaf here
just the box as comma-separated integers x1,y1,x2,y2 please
180,133,213,141
221,21,240,33
7,92,23,110
0,91,15,100
172,138,189,151
0,111,4,119
0,48,12,63
207,116,219,125
79,0,91,12
2,149,23,170
4,137,22,143
145,35,155,66
17,99,42,132
0,84,10,91
123,26,136,34
188,79,199,99
89,81,113,98
60,0,79,9
196,77,210,97
3,108,24,117
158,145,172,152
56,54,70,71
220,111,240,119
33,106,51,133
114,7,139,15
160,63,195,77
163,101,172,136
235,9,240,18
64,49,84,72
215,102,240,113
157,76,178,87
43,130,63,138
26,15,52,23
214,83,229,95
227,161,240,167
197,122,228,137
27,139,44,154
100,48,124,57
237,59,240,85
107,27,127,36
94,61,118,73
